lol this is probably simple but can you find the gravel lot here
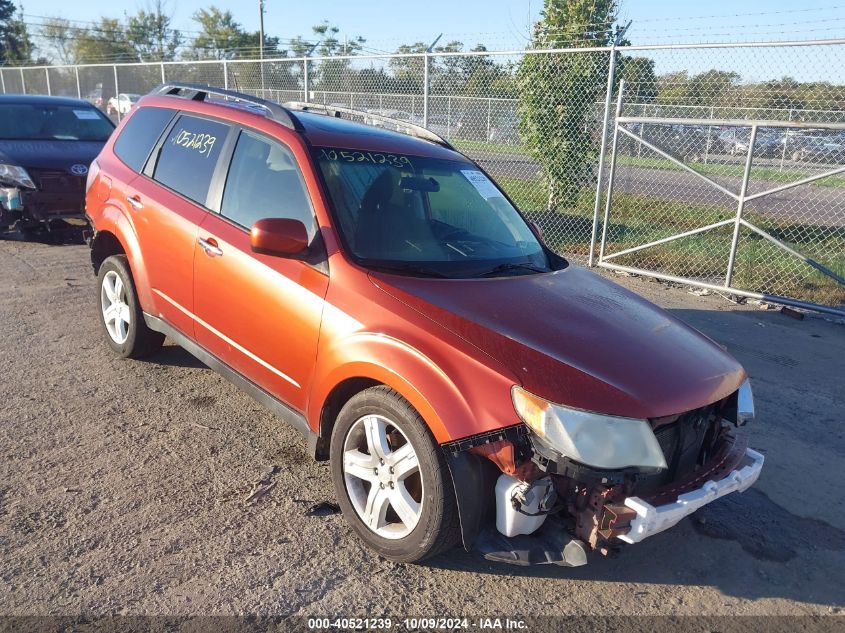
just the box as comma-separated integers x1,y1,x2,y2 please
1,233,843,623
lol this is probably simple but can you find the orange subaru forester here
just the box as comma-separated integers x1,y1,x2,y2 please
86,84,762,565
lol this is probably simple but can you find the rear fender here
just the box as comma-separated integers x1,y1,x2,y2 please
92,203,153,311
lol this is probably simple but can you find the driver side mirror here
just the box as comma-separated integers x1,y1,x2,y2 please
250,218,309,257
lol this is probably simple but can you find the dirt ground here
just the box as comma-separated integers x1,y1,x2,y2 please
1,233,844,623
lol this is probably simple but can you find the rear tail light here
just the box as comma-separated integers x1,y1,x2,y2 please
86,160,100,194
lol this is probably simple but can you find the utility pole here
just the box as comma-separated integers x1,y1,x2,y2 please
422,33,442,127
259,0,266,97
259,0,265,61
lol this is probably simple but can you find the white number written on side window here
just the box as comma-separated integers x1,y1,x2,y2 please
171,129,217,157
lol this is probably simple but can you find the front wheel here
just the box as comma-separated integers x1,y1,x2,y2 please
97,255,164,358
330,386,460,563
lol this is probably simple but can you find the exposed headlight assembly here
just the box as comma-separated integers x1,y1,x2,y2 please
0,164,35,189
736,378,754,425
512,386,667,470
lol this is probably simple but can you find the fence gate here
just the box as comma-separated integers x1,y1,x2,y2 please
596,83,845,316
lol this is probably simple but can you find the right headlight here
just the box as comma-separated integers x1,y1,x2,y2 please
0,164,35,189
512,386,667,470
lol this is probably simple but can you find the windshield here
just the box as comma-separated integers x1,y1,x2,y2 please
314,147,554,278
0,104,114,141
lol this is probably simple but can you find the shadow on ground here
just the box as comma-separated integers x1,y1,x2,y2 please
1,222,87,246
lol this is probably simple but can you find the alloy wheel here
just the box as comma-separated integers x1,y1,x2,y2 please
342,414,424,539
100,270,131,345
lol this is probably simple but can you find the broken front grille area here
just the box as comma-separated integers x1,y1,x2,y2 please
28,169,86,193
638,404,724,491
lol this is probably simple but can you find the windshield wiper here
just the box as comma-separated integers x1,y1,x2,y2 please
477,262,549,278
366,262,453,278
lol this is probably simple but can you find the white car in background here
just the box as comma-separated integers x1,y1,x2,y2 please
106,93,141,115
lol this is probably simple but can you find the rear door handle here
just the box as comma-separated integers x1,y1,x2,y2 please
198,237,223,257
127,195,143,210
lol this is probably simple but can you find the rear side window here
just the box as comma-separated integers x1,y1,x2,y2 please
220,130,316,237
113,107,175,172
153,114,229,206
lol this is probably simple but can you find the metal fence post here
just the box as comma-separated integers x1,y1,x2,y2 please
725,124,758,288
422,53,429,127
45,68,51,96
1,69,6,94
779,108,794,171
74,66,81,98
113,65,120,122
588,45,620,267
303,58,309,103
487,98,492,141
20,68,25,94
598,81,626,263
160,62,165,84
223,60,229,90
704,104,715,164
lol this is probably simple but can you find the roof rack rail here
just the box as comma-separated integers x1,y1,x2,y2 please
150,83,301,130
284,101,454,150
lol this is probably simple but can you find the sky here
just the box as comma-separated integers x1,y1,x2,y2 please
17,1,845,82
19,0,845,53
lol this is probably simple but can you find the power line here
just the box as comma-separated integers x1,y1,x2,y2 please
631,4,845,23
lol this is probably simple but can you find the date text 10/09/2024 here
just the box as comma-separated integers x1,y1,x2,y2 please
307,618,529,630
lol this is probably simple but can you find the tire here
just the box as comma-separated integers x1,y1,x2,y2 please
97,255,164,359
330,386,460,563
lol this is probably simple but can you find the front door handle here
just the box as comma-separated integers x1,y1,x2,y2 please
198,237,223,257
127,195,143,210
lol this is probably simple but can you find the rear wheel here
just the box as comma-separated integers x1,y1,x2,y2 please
97,255,164,358
330,386,460,563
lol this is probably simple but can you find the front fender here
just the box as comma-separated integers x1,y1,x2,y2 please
308,331,518,444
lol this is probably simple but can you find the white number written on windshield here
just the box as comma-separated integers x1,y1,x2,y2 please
319,148,411,169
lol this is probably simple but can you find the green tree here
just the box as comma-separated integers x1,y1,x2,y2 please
620,56,658,104
306,22,365,94
517,0,621,210
71,17,137,64
39,17,76,64
126,1,183,62
189,6,281,60
0,2,34,64
389,42,426,93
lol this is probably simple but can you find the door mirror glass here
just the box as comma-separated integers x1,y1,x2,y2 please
250,217,309,257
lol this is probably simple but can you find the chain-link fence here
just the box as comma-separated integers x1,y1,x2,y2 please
2,39,844,313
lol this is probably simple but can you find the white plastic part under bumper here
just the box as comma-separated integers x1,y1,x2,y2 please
618,447,765,544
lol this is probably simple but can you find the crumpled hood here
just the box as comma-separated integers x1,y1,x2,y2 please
0,140,104,174
370,265,745,419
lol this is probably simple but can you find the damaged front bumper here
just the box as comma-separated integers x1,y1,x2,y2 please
0,171,88,230
619,446,764,544
445,407,764,566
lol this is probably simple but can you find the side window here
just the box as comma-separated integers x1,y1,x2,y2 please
220,130,317,238
113,107,176,172
153,114,230,206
